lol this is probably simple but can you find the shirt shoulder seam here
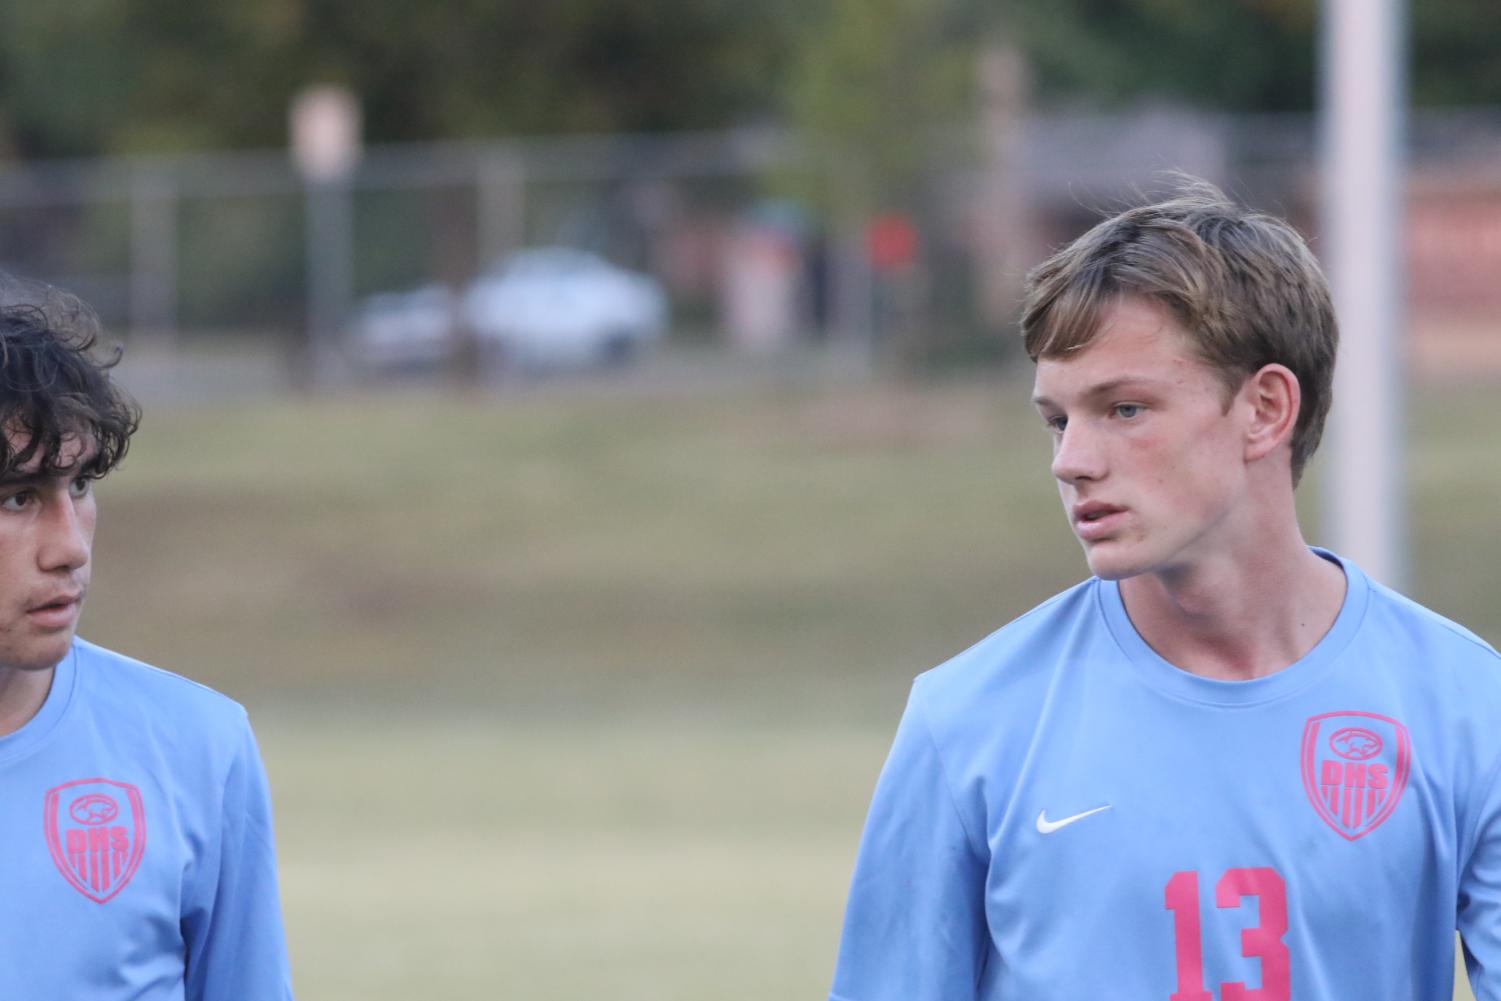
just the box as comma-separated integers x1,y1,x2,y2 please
910,675,989,865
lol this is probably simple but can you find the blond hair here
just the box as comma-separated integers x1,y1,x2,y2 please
1020,179,1337,483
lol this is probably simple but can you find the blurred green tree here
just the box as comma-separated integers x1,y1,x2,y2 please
1002,0,1501,113
1410,0,1501,106
787,0,975,211
3,0,1499,161
0,0,811,158
293,0,811,140
1004,0,1318,112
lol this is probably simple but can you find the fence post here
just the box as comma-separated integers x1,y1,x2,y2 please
291,86,361,386
828,154,874,365
129,167,178,344
477,150,526,268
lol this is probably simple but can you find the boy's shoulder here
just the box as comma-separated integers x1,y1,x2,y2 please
914,577,1100,719
71,637,249,734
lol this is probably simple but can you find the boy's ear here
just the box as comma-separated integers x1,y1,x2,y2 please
1242,363,1300,465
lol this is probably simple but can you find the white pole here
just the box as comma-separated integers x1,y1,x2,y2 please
291,86,362,386
1320,0,1407,587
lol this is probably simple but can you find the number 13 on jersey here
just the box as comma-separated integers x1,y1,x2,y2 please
1165,867,1289,1001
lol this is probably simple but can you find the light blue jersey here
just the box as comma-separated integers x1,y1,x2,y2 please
832,553,1501,1000
0,639,293,999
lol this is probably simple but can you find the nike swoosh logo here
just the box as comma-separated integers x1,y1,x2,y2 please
1036,805,1112,834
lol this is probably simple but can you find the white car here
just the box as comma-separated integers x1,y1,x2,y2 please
463,248,668,369
346,284,458,370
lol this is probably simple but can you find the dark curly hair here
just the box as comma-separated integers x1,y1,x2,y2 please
0,280,141,480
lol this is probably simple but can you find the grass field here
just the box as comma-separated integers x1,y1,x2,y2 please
79,367,1499,999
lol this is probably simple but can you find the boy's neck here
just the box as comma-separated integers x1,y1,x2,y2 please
1118,535,1347,682
0,663,55,737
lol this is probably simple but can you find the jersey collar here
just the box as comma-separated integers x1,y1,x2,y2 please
0,641,79,764
1098,548,1371,707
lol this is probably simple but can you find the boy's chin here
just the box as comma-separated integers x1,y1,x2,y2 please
1082,544,1150,582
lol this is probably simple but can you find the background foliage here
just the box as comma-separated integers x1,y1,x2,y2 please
1,0,1498,161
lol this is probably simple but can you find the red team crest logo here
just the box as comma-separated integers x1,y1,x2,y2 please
44,778,146,902
1300,712,1411,840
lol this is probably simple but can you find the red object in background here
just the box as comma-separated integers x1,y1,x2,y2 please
866,214,918,273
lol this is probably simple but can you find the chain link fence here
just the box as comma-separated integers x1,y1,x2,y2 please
1,109,1497,385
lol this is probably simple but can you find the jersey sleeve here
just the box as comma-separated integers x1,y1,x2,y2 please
181,718,295,1001
829,679,991,1001
1460,748,1501,1000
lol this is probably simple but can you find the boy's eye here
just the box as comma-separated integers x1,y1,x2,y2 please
69,476,93,499
1044,415,1067,433
0,490,33,512
1114,404,1142,419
